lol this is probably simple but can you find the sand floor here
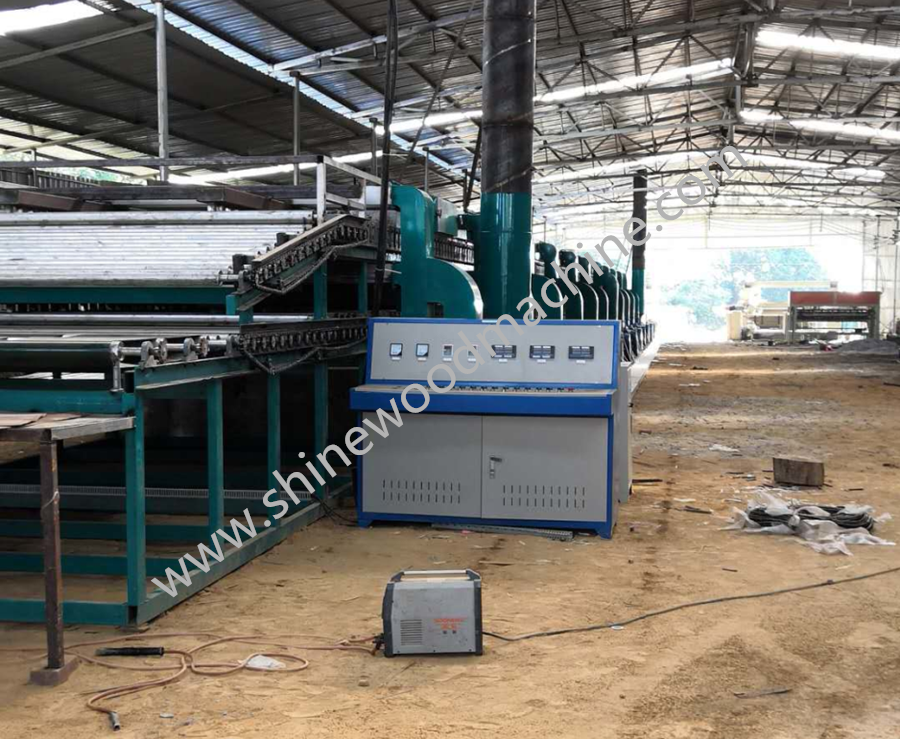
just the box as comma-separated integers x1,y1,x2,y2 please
1,342,900,739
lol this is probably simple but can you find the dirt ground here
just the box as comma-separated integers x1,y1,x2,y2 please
2,342,900,739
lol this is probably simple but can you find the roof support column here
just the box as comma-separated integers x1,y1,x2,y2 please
631,170,647,319
292,74,301,186
154,0,170,183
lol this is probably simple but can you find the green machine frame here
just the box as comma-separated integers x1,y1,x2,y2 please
0,257,363,626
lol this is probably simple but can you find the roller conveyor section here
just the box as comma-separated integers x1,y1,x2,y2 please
236,214,399,296
0,340,123,371
236,316,368,356
0,314,311,337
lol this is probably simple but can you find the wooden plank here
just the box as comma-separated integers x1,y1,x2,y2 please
773,457,825,487
0,412,45,428
16,191,107,212
0,415,132,442
195,187,289,210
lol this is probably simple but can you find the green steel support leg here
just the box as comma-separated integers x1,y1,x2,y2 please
314,264,328,490
125,396,146,609
206,380,224,541
267,374,281,523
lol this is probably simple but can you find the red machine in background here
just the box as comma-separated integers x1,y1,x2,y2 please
787,291,881,343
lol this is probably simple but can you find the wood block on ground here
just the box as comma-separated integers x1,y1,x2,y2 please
773,457,825,487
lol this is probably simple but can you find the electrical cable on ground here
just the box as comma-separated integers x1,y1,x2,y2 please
484,564,900,642
7,566,900,729
1,631,378,731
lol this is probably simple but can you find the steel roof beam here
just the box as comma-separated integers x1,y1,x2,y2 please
273,11,472,71
0,20,155,71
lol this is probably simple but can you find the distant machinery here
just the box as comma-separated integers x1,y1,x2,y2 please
787,291,882,343
730,280,837,340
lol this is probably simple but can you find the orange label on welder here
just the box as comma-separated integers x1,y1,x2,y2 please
434,617,466,629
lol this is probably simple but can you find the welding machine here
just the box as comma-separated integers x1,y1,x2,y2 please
381,570,483,657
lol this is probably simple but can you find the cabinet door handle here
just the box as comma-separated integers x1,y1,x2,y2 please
488,456,503,479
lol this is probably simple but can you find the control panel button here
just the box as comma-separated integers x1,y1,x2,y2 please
529,345,555,361
415,343,429,359
389,342,403,359
568,345,595,361
491,344,516,360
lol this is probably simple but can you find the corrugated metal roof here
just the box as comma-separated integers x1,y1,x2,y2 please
2,0,900,211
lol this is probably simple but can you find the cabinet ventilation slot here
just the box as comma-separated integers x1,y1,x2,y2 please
381,479,462,506
500,483,588,509
400,619,424,646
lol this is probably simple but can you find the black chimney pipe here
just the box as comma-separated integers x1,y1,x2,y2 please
478,0,536,318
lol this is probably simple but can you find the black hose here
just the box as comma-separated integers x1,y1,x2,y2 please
484,564,900,642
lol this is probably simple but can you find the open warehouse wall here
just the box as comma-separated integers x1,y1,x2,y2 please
562,213,871,342
862,216,900,337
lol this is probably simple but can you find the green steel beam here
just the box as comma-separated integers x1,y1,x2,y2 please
266,374,281,527
0,388,130,414
135,491,343,624
125,395,146,607
314,264,328,491
0,599,128,625
206,381,225,542
0,521,210,542
0,552,181,577
134,356,257,391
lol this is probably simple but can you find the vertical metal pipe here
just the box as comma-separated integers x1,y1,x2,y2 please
479,0,536,318
292,75,301,186
463,123,482,212
39,441,64,670
154,0,169,183
423,147,429,194
316,158,326,225
893,214,899,333
631,170,647,318
370,117,379,177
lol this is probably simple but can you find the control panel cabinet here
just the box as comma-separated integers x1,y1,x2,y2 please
351,318,629,538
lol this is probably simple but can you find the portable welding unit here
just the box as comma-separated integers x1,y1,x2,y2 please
382,570,483,657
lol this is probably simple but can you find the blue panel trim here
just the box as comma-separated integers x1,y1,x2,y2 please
350,388,614,416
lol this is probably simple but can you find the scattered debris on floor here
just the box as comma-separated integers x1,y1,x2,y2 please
710,444,741,454
835,338,900,355
678,505,712,515
726,490,894,555
773,456,825,487
733,687,792,699
432,523,574,542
